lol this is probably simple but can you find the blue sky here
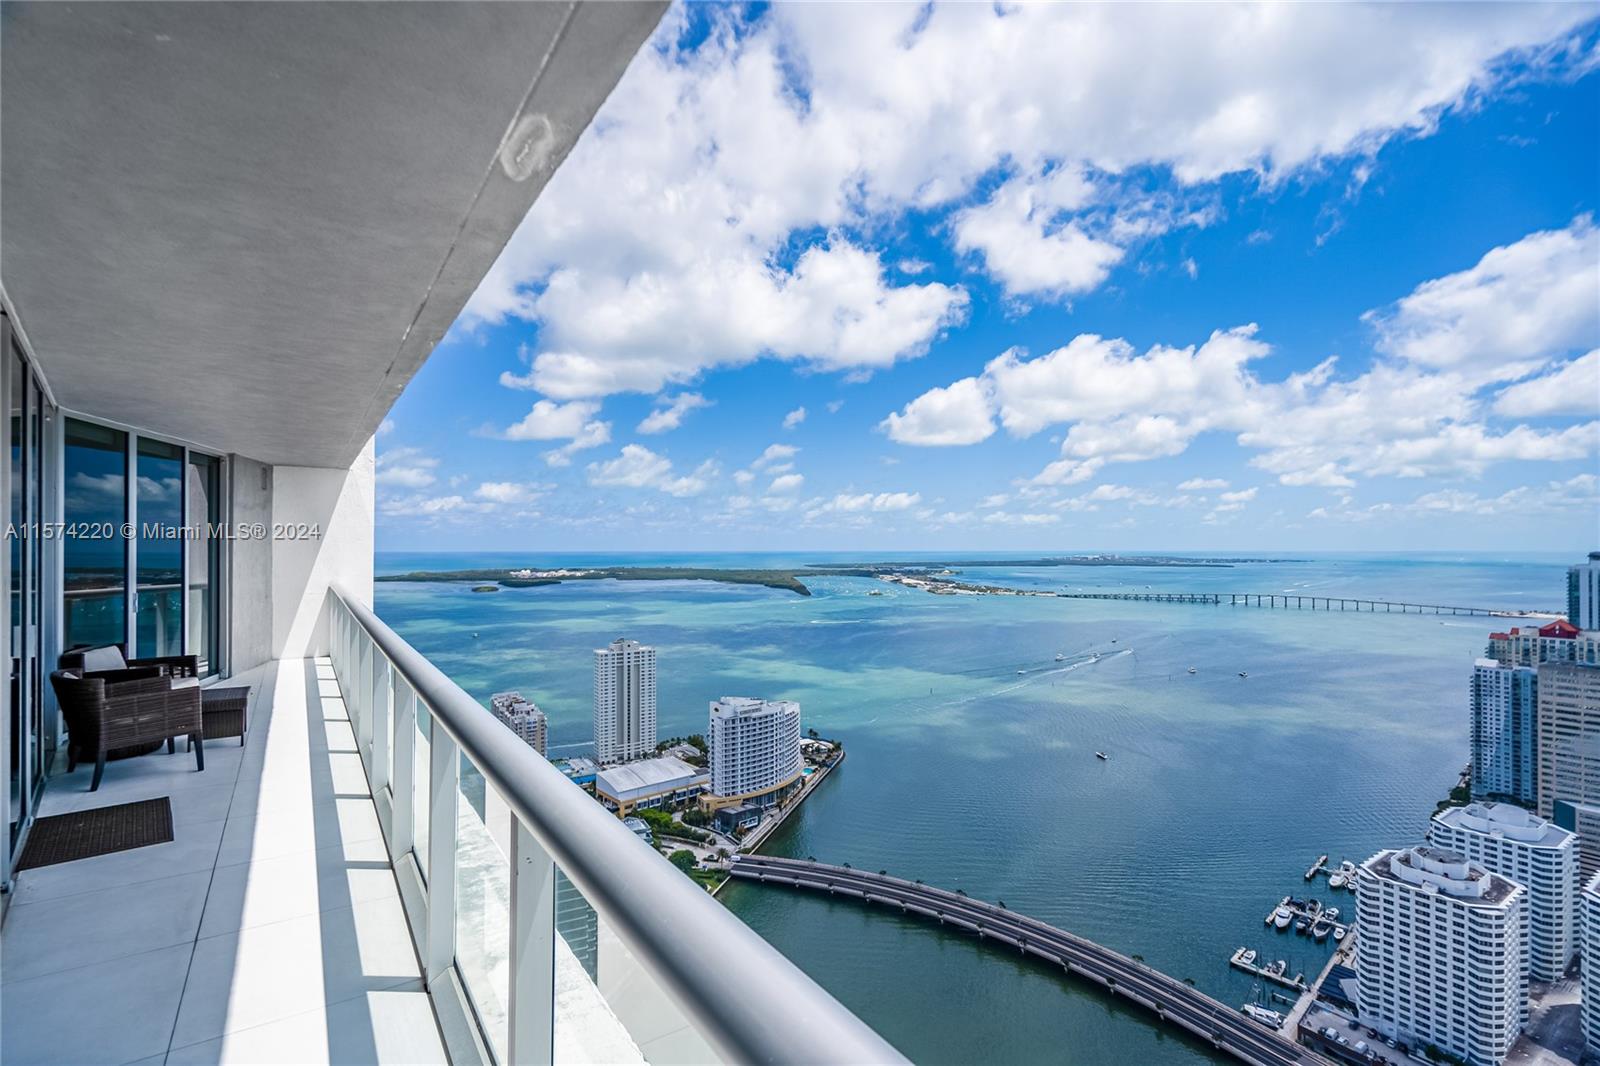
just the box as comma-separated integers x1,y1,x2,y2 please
378,3,1600,553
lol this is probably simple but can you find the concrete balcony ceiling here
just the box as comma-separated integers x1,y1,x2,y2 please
1,1,664,467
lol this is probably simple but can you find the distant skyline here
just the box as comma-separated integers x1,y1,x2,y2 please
378,3,1600,553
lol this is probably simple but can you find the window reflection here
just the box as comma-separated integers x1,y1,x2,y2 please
63,418,128,650
136,438,183,657
186,452,222,675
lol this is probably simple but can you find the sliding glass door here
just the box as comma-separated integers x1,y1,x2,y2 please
186,453,222,676
62,419,128,651
61,417,224,675
135,438,183,657
8,332,49,849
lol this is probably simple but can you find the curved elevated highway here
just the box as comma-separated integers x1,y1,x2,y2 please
728,856,1331,1066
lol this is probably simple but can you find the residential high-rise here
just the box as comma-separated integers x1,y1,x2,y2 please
593,638,657,764
1486,620,1594,668
1429,803,1576,980
1583,873,1600,1060
706,697,803,809
1535,663,1600,819
1554,800,1600,881
1571,552,1600,631
1470,659,1539,805
1356,846,1526,1066
489,691,548,757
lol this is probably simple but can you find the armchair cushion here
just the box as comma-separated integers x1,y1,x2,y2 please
80,646,128,673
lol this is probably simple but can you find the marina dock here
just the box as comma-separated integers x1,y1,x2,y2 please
1304,855,1328,880
1229,948,1306,991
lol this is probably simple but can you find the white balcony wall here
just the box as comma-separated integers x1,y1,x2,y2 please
272,442,376,661
228,454,274,672
224,442,375,675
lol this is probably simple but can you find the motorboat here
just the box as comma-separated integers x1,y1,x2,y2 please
1055,653,1066,661
1017,669,1026,675
1324,907,1340,921
1238,671,1249,678
1329,871,1347,889
1187,666,1197,674
1294,917,1310,935
1265,959,1287,977
1241,1004,1284,1030
1312,920,1332,942
1095,751,1109,761
1273,907,1292,930
1239,948,1257,966
1333,926,1347,942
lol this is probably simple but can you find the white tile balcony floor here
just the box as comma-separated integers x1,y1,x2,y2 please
1,657,446,1065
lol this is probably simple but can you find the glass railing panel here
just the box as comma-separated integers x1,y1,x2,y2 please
553,866,722,1065
387,673,408,802
456,755,511,1063
414,701,432,881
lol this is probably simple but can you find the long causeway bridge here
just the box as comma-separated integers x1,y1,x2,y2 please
728,856,1330,1066
1054,591,1551,617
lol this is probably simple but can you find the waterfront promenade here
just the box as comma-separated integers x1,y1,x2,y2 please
729,856,1330,1066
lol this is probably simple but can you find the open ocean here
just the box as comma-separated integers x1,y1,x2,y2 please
374,550,1572,1065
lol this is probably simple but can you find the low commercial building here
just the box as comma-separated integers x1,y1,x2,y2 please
623,816,653,844
1355,846,1526,1066
1429,802,1576,980
595,755,709,815
553,756,598,788
713,803,762,835
1583,872,1600,1060
706,696,803,811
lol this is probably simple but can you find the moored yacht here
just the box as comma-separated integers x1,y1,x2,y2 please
1241,1004,1284,1029
1273,906,1292,930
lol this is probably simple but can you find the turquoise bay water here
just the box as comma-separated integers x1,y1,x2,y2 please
374,551,1570,1065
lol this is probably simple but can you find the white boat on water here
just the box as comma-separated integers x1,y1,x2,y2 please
1325,907,1340,920
1238,671,1249,678
1241,1004,1284,1029
1095,751,1109,760
1273,907,1292,930
1055,653,1066,661
1239,948,1257,966
1265,959,1287,976
1187,666,1197,674
1333,926,1346,942
1328,872,1347,889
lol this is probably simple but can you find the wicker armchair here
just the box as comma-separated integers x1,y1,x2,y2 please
50,670,204,791
59,644,199,680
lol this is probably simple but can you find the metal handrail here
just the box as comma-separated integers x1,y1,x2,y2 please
331,587,905,1066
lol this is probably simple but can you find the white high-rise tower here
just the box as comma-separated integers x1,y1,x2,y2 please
593,638,657,764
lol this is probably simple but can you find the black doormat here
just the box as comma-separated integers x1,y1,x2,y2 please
15,797,174,871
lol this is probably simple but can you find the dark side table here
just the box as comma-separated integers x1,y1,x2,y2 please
201,686,250,745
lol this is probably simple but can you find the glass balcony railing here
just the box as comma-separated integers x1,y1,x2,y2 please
325,588,904,1066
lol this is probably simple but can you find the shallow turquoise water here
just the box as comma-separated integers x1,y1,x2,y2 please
374,551,1569,1065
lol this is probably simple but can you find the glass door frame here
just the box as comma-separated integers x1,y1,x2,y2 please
62,412,230,680
1,310,57,893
